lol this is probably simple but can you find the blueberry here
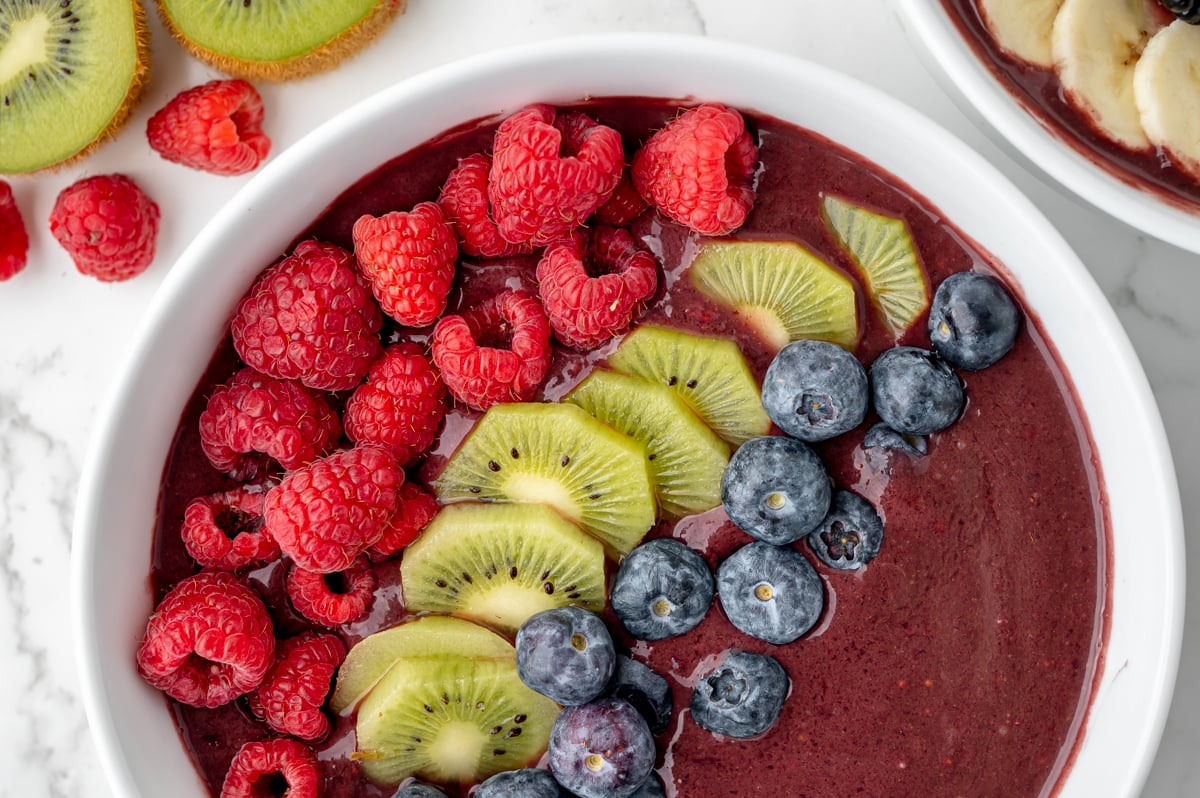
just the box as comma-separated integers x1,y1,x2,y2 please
475,768,566,798
627,773,666,797
762,339,869,441
869,346,964,435
605,655,673,734
862,422,927,456
690,651,789,739
716,541,824,644
611,539,714,640
721,436,831,545
1159,1,1199,26
392,785,447,798
807,490,885,570
548,698,656,798
516,606,616,706
928,272,1020,370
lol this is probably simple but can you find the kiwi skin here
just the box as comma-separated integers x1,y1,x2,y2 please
156,0,405,81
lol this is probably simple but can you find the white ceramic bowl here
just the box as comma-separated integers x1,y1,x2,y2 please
892,0,1200,255
71,34,1183,798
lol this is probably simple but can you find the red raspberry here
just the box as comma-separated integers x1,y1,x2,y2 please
48,174,160,282
352,202,458,327
632,104,759,236
198,367,342,481
537,226,658,349
286,557,377,626
180,486,278,571
220,739,321,798
438,153,534,258
248,632,346,740
264,445,402,573
147,79,271,176
0,180,29,281
136,571,275,708
431,288,551,410
592,168,648,227
489,104,624,246
231,239,382,391
366,480,439,561
343,343,446,466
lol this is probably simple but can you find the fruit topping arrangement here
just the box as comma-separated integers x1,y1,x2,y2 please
136,99,1034,798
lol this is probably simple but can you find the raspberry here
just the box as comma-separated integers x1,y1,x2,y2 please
219,739,321,798
343,343,447,466
489,104,624,246
248,632,346,740
180,486,279,571
592,168,648,228
231,239,382,391
352,202,458,327
147,79,271,176
366,480,439,561
198,367,342,481
632,104,759,236
431,288,552,410
48,174,160,282
136,571,275,708
0,180,29,281
437,153,534,258
264,444,402,573
536,226,658,349
286,557,377,626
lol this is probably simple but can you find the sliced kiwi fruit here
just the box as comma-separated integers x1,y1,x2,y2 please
434,402,656,557
400,502,607,635
607,325,771,447
0,0,149,173
565,370,729,519
331,615,515,716
355,642,559,787
821,194,930,338
156,0,403,81
688,240,859,352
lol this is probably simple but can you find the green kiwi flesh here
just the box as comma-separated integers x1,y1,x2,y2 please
434,402,656,557
400,502,607,635
565,369,729,519
606,325,771,447
0,0,147,173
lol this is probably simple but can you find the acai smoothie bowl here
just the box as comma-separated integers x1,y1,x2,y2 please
71,35,1183,798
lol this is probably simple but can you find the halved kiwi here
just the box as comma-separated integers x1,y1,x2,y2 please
607,325,771,447
400,502,607,635
688,239,859,351
434,402,656,557
565,369,730,519
0,0,149,173
156,0,403,81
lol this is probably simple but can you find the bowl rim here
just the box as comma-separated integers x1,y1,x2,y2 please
892,0,1200,255
70,31,1184,798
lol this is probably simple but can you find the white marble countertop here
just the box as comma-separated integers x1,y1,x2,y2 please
0,1,1195,796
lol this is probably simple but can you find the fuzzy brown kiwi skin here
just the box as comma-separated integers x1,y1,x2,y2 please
157,0,406,82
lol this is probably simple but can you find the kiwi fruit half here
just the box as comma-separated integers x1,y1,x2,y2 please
400,502,607,635
434,402,656,557
688,240,859,352
157,0,403,81
607,325,771,447
0,0,149,173
566,369,730,519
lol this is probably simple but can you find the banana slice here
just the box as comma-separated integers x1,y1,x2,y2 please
1133,20,1200,180
1052,0,1153,150
980,0,1065,68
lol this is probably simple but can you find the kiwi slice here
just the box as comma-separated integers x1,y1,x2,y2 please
355,642,559,787
565,370,730,519
0,0,149,173
689,240,859,351
434,402,656,557
607,325,771,447
821,194,930,338
156,0,403,81
400,502,607,635
331,615,515,716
